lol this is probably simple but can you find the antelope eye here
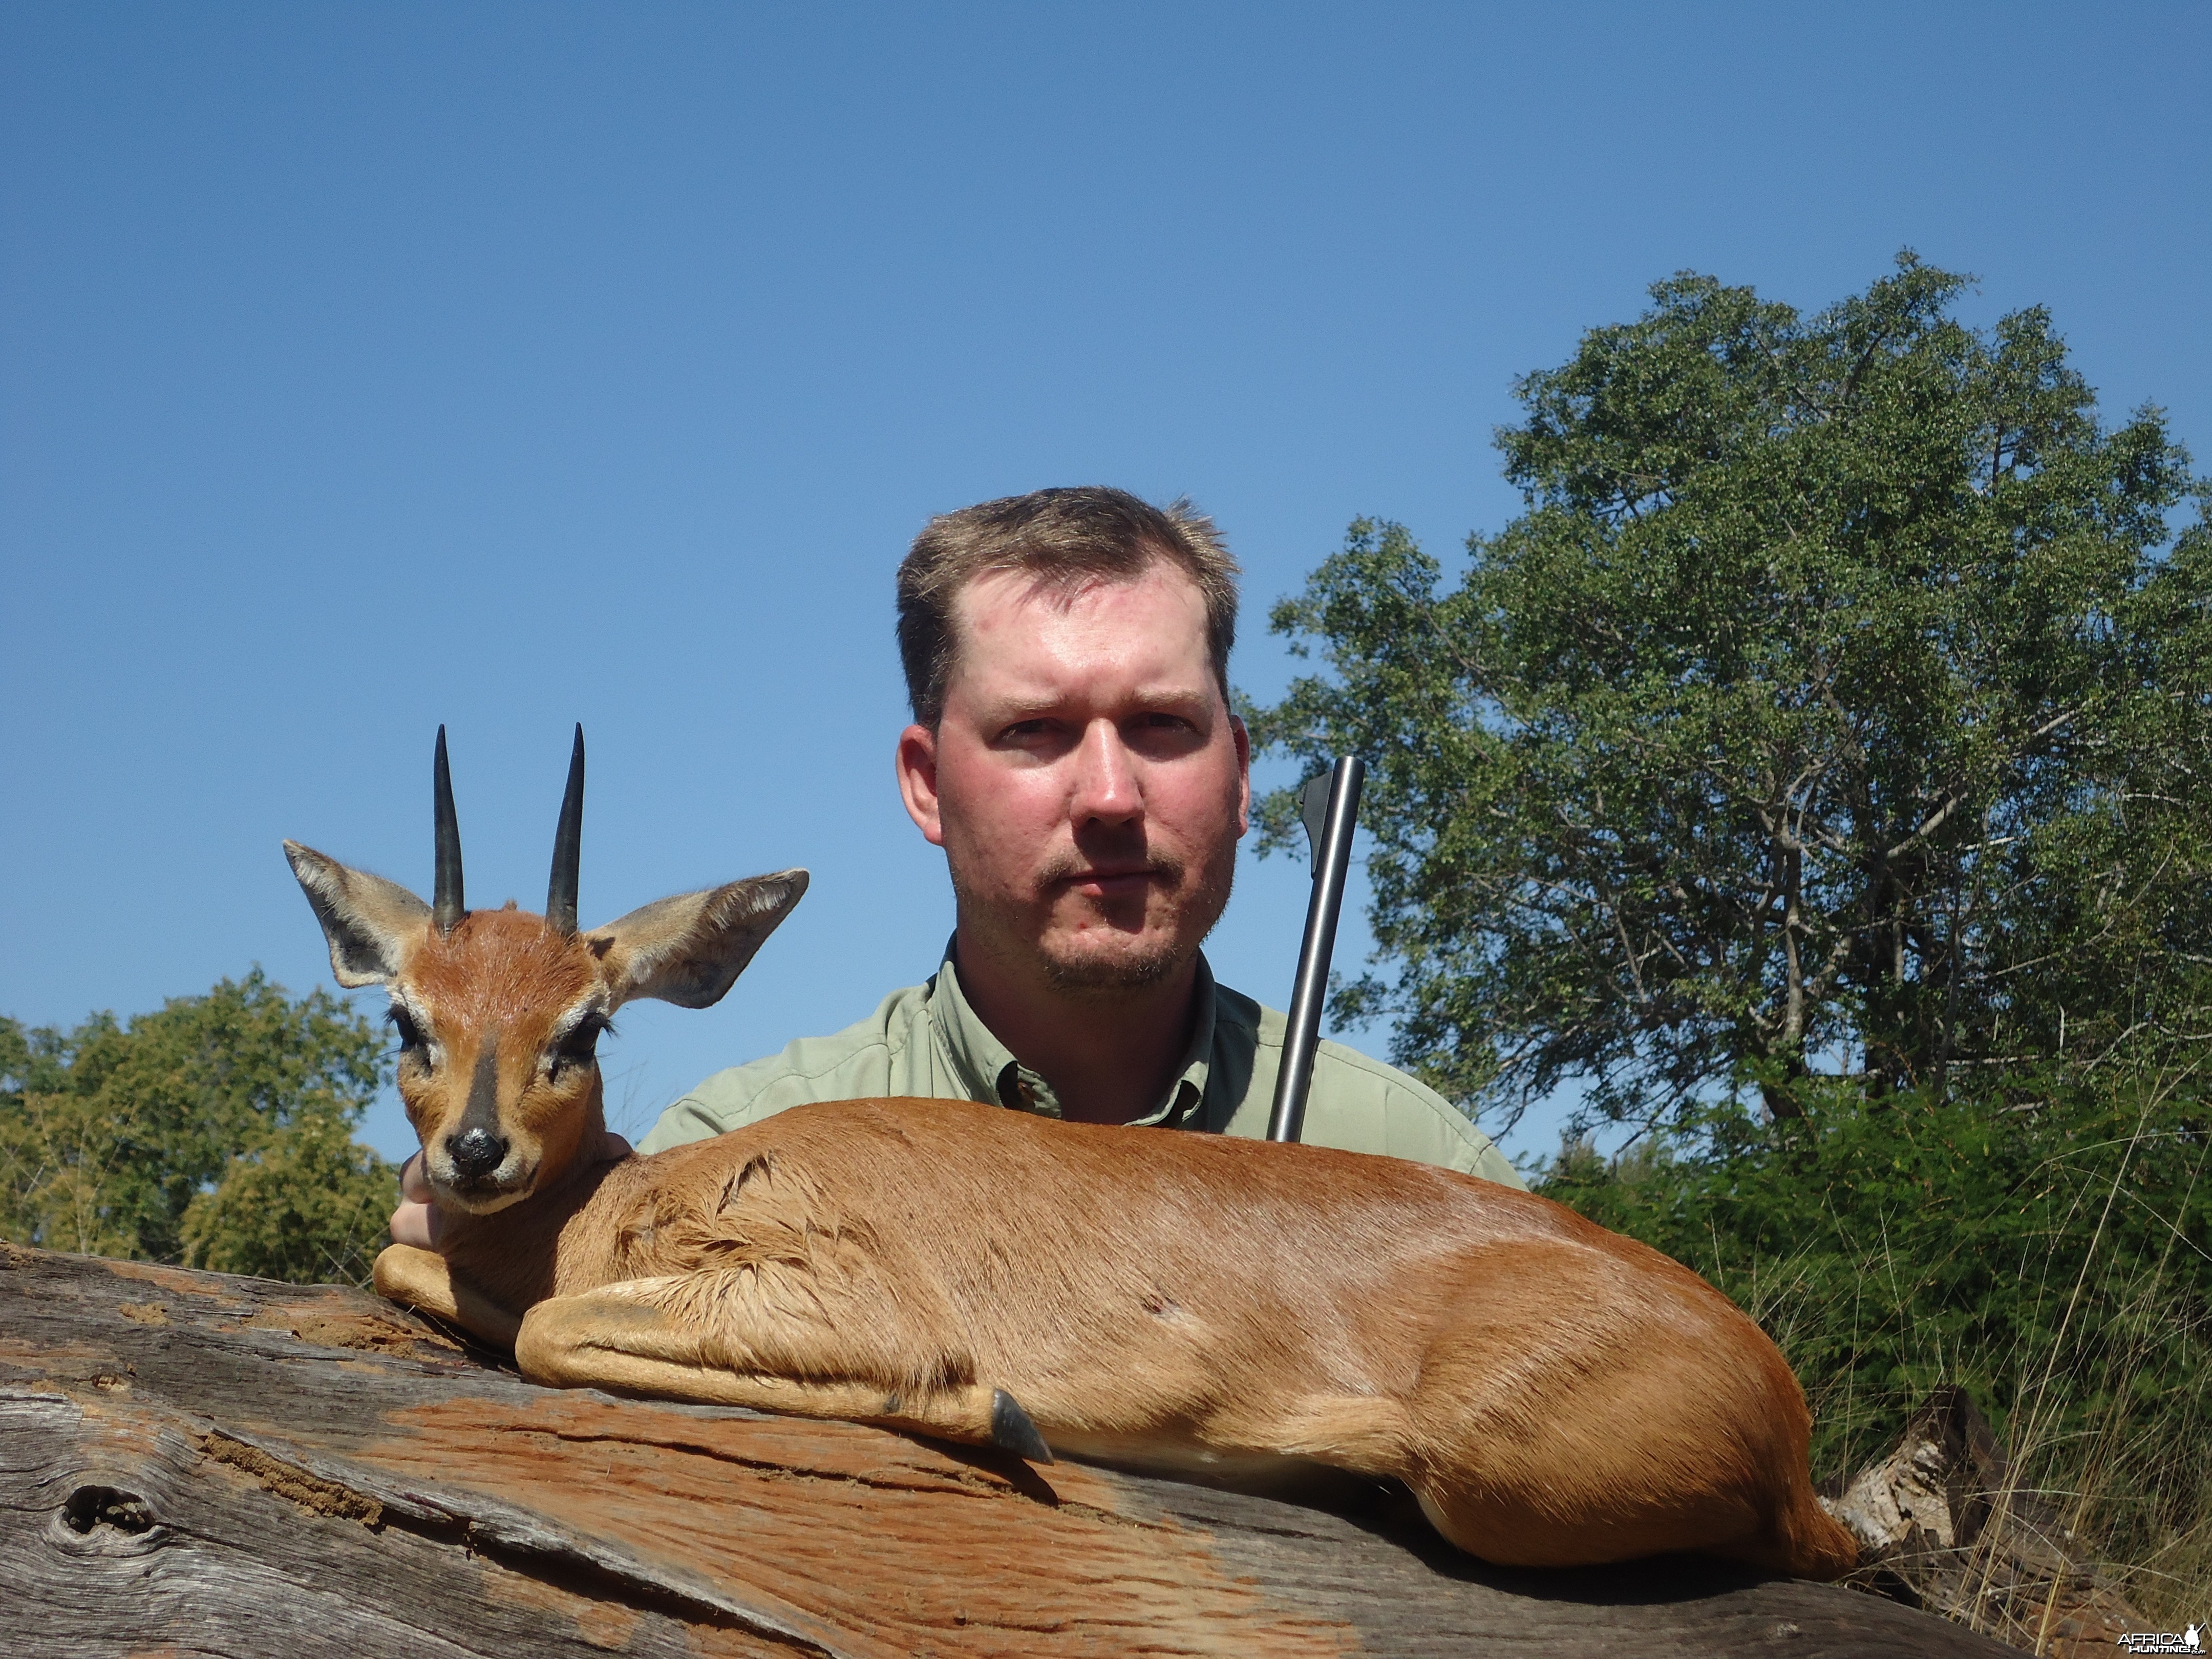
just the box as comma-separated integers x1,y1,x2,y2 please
547,1015,608,1080
388,1007,427,1052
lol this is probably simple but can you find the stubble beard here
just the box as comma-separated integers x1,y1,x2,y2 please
951,839,1239,1001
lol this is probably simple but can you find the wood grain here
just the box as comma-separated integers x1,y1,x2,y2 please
0,1243,2013,1656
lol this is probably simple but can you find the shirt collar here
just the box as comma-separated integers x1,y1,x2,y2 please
926,938,1218,1128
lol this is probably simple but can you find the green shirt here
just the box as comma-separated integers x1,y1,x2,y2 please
640,947,1524,1188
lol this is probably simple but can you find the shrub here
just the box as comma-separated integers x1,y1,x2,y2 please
1539,1067,2211,1618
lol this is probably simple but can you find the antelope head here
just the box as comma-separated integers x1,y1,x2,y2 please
284,727,807,1213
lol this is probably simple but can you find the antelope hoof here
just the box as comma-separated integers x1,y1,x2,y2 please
988,1389,1054,1464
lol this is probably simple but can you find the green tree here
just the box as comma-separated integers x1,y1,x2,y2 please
1249,255,2210,1131
179,1110,398,1285
1,972,397,1283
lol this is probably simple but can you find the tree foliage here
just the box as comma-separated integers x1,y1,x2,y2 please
178,1109,399,1285
1,972,397,1284
1250,255,2211,1131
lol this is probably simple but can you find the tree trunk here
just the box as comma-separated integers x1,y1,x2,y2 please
1,1243,2011,1657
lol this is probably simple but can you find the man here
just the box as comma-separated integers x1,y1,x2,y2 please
393,487,1516,1247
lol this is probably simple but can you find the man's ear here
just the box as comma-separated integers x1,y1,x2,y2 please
284,841,431,987
896,724,945,845
1229,713,1252,836
588,870,810,1010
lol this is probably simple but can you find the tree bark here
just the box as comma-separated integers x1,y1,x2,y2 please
1,1243,2011,1657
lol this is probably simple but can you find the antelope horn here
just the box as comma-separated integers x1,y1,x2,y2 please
546,724,584,936
433,726,465,935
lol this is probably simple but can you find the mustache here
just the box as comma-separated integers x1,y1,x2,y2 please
1037,847,1187,889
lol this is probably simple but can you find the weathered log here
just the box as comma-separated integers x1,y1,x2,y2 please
0,1243,2010,1656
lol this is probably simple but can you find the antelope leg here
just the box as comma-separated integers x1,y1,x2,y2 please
514,1286,1053,1462
371,1243,522,1349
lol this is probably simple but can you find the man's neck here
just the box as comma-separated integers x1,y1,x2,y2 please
951,925,1202,1125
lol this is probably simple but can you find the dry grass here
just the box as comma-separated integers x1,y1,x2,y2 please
1544,1069,2212,1649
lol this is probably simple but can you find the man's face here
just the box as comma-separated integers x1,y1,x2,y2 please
897,561,1251,995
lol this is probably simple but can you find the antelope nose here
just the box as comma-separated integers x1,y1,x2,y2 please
447,1127,508,1181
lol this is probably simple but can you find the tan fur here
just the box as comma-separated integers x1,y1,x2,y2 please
292,846,1855,1578
395,910,606,1207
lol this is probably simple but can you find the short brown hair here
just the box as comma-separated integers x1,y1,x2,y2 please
897,486,1240,727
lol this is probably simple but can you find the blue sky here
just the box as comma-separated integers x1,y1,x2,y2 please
5,3,2207,1166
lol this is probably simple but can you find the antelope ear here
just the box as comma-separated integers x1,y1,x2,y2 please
284,841,431,987
588,870,809,1010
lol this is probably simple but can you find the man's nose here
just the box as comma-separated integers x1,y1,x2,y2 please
1069,720,1141,823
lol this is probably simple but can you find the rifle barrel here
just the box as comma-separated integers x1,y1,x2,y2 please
1267,756,1365,1143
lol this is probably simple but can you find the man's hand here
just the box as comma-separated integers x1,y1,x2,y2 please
388,1151,443,1249
388,1132,634,1250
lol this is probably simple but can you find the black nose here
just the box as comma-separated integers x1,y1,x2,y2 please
447,1127,508,1180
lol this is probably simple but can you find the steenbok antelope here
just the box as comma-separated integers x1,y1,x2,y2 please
287,729,1856,1577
